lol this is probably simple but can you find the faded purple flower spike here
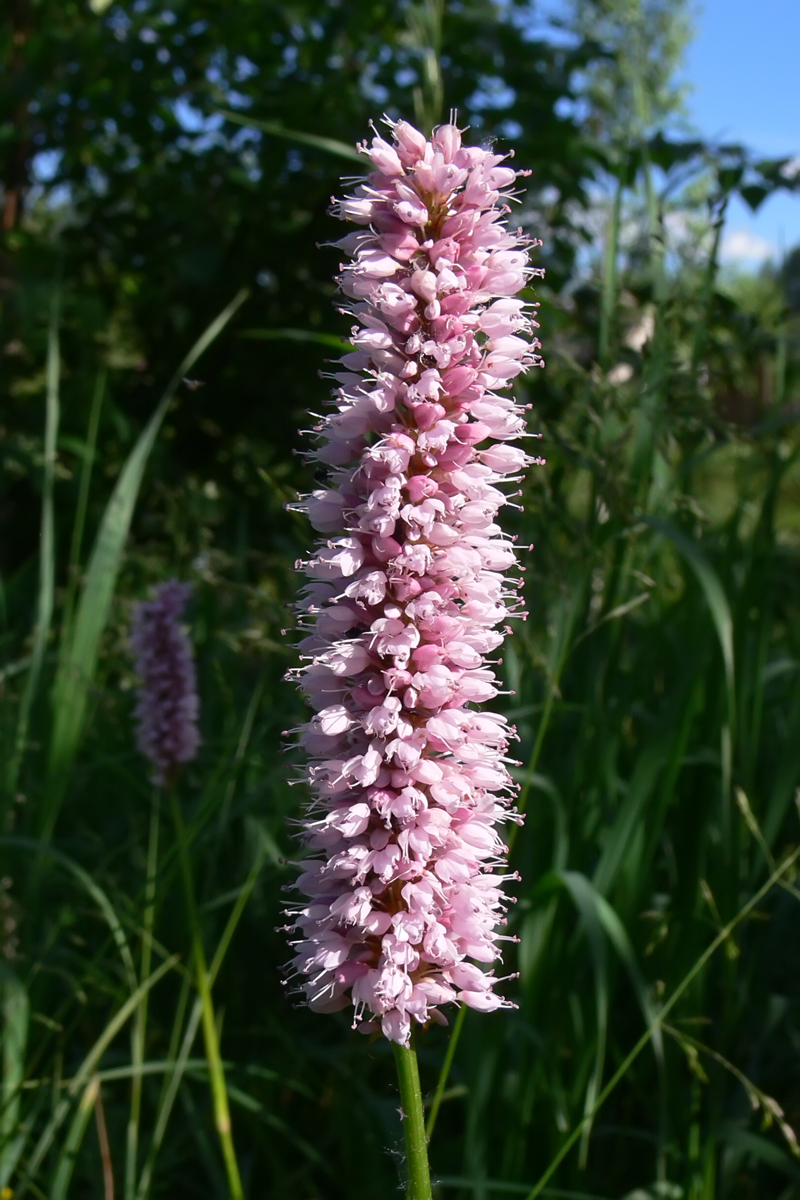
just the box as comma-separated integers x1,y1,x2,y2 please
284,117,544,1046
131,580,200,786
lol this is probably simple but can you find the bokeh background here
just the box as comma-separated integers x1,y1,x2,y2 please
2,2,800,1198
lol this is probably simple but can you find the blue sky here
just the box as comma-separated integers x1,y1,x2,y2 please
684,0,800,264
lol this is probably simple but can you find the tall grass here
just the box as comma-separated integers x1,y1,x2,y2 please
428,154,800,1200
1,105,799,1200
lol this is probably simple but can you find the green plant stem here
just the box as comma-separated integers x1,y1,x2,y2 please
126,790,160,1200
169,788,243,1200
393,1039,433,1200
49,1075,99,1200
16,956,178,1199
425,1004,466,1143
598,171,623,368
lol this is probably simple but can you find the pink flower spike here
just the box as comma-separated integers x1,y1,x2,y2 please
285,117,544,1047
130,580,200,787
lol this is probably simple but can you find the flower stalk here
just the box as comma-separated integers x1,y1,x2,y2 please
125,791,160,1200
394,1038,433,1200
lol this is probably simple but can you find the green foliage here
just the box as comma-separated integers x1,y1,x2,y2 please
572,0,694,134
44,287,247,841
2,2,800,1199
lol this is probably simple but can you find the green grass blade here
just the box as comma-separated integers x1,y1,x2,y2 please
645,518,734,708
426,1005,467,1144
646,517,736,843
762,670,800,846
64,368,106,622
219,1079,331,1170
49,1076,99,1200
215,109,363,161
592,737,667,898
598,172,623,368
43,288,249,839
0,965,30,1189
6,286,61,799
524,774,570,872
559,872,663,1060
0,837,137,991
512,579,587,844
14,955,177,1199
523,847,800,1200
717,1125,800,1183
125,791,160,1200
405,0,445,134
437,1182,611,1198
134,994,202,1200
135,830,270,1200
169,788,243,1200
554,873,609,1165
515,776,570,998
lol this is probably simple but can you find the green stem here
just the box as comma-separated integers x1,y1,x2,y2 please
126,790,160,1200
425,1003,466,1142
599,172,623,369
169,788,244,1200
393,1039,433,1200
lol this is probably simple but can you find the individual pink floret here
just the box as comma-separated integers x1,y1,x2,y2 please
284,116,544,1047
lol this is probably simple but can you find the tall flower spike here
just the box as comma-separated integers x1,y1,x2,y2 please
285,117,543,1047
131,580,200,786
